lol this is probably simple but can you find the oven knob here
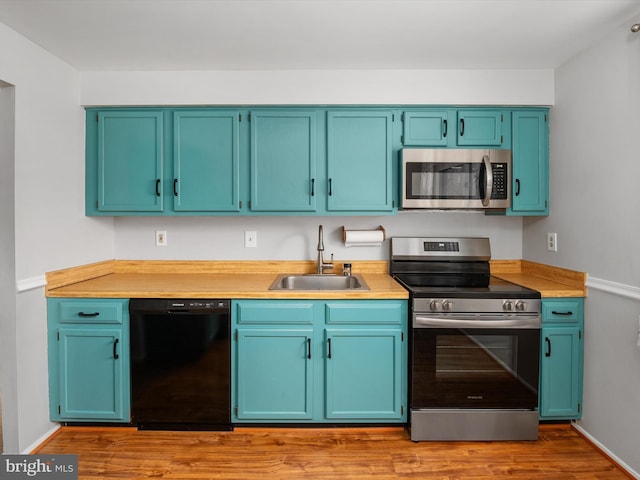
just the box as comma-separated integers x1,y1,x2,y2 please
515,300,527,312
503,300,514,312
441,300,452,311
429,299,440,311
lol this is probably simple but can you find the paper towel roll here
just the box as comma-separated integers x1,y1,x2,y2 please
343,228,385,247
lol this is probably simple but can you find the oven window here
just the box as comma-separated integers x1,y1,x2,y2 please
407,162,481,200
412,328,540,409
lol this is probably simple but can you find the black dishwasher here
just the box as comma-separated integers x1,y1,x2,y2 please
129,299,231,430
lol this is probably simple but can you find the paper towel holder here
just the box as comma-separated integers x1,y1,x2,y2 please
342,225,386,243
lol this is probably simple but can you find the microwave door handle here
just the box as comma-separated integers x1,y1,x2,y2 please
481,155,493,207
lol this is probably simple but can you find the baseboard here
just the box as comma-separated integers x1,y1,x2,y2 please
571,423,639,479
25,424,61,454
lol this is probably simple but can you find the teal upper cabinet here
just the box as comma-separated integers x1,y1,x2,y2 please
401,108,509,148
402,111,449,147
508,110,549,215
326,111,394,212
456,110,505,146
250,111,317,212
97,111,164,212
173,111,240,212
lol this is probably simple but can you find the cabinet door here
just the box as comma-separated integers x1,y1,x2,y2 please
250,111,317,212
456,110,504,146
324,328,403,419
402,111,450,146
97,111,164,212
327,111,394,212
540,326,582,419
236,328,313,420
57,327,127,420
509,111,549,215
173,111,240,212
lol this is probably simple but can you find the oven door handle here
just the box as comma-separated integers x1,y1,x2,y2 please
414,315,541,329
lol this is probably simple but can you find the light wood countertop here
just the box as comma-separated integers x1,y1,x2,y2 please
46,260,409,299
45,259,586,299
491,260,587,298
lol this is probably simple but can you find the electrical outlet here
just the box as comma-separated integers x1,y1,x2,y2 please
245,231,257,248
546,232,557,252
156,230,167,247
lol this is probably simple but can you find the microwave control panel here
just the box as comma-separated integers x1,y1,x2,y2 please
491,163,508,199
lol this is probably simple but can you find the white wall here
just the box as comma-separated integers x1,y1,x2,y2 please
0,82,16,453
115,214,524,261
0,22,115,452
523,18,640,476
81,69,554,107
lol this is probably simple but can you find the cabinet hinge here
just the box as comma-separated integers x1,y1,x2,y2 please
501,113,504,122
239,114,242,122
96,114,99,122
248,113,251,122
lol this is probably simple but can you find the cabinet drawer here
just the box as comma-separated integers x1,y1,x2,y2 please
57,299,127,324
325,301,404,325
542,299,583,324
235,301,315,324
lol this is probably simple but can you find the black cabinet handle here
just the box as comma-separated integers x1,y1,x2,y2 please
443,119,448,138
311,178,315,197
307,338,311,359
328,178,333,196
327,338,332,359
551,311,573,316
155,179,161,197
78,311,99,318
459,118,465,136
515,179,521,196
173,179,178,196
545,337,551,357
113,338,120,360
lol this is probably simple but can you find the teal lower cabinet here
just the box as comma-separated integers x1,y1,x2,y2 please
539,298,584,420
232,299,407,423
48,298,130,422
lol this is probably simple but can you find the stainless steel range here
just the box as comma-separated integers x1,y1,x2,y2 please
390,237,541,441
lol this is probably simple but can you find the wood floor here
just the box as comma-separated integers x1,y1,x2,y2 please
34,424,630,480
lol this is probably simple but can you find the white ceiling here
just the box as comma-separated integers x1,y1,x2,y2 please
1,0,640,71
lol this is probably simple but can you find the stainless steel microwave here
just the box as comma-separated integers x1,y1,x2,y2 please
401,149,511,209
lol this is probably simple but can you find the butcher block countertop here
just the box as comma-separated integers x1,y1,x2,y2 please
490,260,587,298
45,260,409,299
45,259,586,299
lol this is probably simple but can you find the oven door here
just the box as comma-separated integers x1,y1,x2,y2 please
411,314,540,410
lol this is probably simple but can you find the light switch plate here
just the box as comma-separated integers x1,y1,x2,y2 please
245,231,257,248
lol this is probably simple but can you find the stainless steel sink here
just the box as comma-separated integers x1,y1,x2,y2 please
269,274,369,291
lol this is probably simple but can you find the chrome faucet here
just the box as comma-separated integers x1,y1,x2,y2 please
316,225,334,275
